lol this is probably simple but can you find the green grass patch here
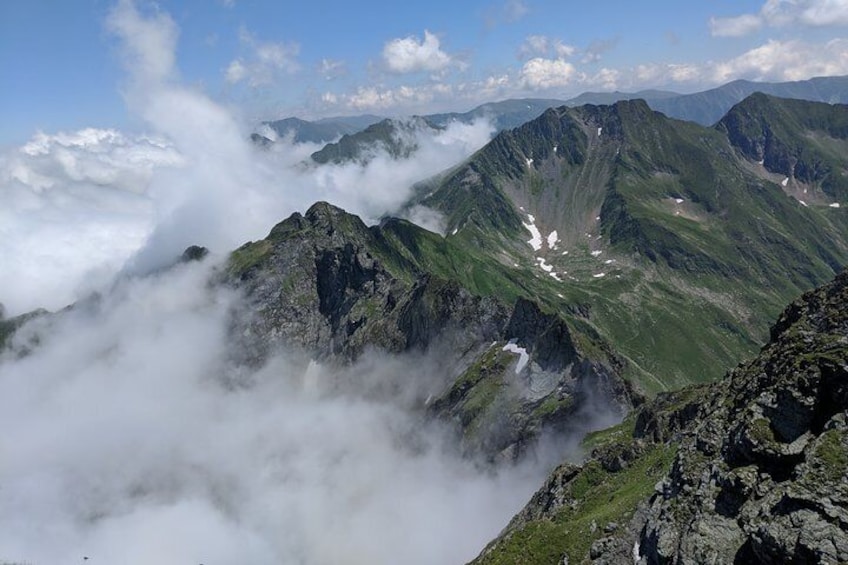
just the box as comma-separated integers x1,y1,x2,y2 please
475,442,677,565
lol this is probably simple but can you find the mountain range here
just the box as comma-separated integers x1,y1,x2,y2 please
4,90,848,563
255,76,848,164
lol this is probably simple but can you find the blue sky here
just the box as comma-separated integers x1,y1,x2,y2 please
3,0,848,144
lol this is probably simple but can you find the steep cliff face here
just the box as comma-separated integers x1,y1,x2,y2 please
471,270,848,564
717,93,848,201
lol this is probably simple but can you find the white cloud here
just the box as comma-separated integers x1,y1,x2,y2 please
225,26,299,86
504,0,529,21
0,129,182,315
382,30,452,74
225,59,247,83
0,260,548,565
519,57,577,89
710,0,848,36
518,35,576,60
574,38,848,91
709,14,763,37
709,38,848,82
106,0,178,86
318,58,345,79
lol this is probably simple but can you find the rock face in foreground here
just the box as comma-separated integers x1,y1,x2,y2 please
472,270,848,564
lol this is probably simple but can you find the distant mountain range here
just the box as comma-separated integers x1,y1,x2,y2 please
262,114,383,144
255,75,848,155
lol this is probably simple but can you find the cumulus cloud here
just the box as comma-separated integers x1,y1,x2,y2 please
710,0,848,36
382,30,453,74
519,57,577,89
225,26,300,86
0,259,548,564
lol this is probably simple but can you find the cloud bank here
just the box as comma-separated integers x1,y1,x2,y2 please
0,259,546,564
0,4,530,562
710,0,848,37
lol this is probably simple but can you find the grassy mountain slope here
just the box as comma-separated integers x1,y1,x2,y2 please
416,95,848,392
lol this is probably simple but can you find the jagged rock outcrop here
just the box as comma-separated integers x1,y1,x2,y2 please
471,270,848,564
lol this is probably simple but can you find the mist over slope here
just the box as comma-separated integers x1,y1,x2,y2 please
0,257,553,564
0,2,539,563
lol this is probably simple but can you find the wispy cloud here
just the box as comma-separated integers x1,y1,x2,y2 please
318,58,346,80
504,0,529,22
225,26,299,87
710,0,848,37
517,35,576,60
484,0,529,28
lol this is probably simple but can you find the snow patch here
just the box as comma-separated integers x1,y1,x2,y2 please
553,144,558,153
633,541,641,563
523,219,543,251
525,158,534,168
674,198,684,204
502,341,530,374
562,250,569,255
782,177,789,187
593,273,606,278
591,250,602,257
451,228,458,235
604,259,614,264
595,216,601,221
597,127,603,136
549,272,562,281
547,230,559,249
800,200,808,207
536,257,554,272
830,203,841,208
557,293,563,298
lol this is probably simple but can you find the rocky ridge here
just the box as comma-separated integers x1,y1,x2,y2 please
226,201,639,460
472,270,848,564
